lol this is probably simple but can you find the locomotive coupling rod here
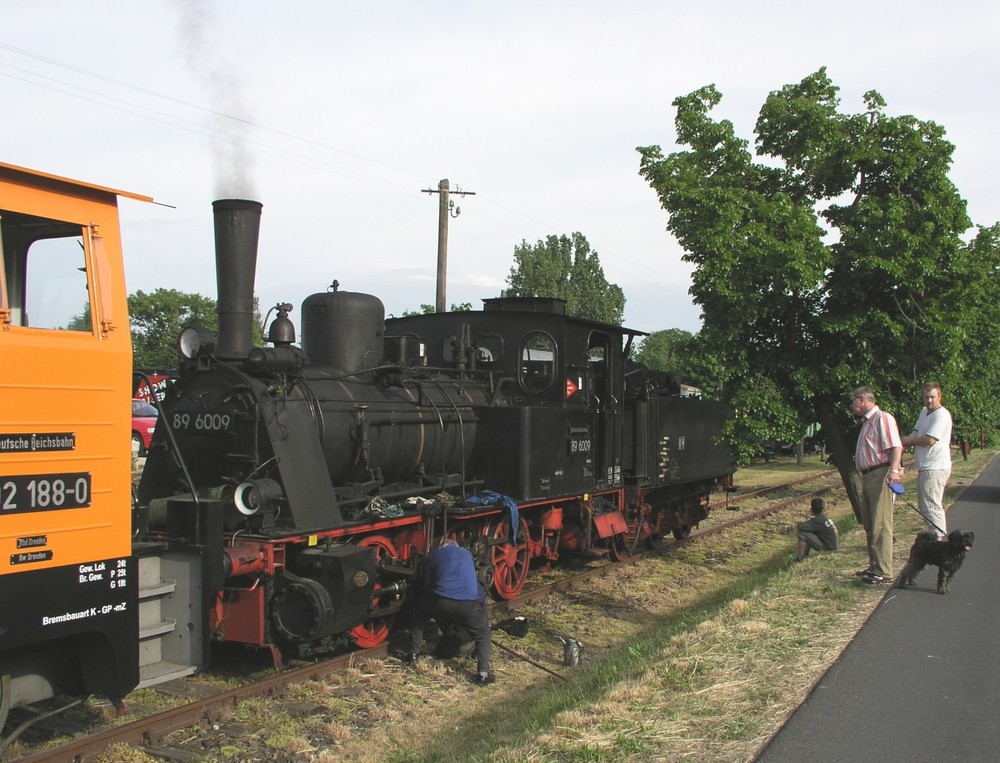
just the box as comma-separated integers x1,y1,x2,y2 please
491,639,567,681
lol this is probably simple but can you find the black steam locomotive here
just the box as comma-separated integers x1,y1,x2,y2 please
134,199,733,677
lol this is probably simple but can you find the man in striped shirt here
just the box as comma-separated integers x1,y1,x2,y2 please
851,386,903,585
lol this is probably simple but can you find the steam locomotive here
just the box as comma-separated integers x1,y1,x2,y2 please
0,165,732,732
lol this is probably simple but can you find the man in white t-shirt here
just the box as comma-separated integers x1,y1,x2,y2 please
901,382,953,537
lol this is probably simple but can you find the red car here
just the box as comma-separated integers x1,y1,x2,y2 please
131,399,158,456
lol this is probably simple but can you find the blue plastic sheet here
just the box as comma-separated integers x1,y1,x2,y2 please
464,490,520,543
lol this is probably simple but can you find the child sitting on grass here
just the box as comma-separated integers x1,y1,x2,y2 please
795,497,839,561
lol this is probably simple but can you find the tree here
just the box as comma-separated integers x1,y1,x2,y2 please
948,223,1000,447
638,68,996,510
399,302,473,317
65,303,92,332
634,329,725,396
634,328,694,377
506,232,626,324
129,289,218,369
129,289,266,369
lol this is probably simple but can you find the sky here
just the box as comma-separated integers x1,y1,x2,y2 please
3,1,998,336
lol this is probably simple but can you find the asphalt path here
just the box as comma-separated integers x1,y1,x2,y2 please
757,455,1000,762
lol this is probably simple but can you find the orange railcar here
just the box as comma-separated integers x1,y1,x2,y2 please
0,163,150,724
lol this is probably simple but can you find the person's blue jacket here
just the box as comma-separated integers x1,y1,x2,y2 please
425,543,483,601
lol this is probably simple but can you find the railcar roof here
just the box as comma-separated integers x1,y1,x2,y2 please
0,161,153,204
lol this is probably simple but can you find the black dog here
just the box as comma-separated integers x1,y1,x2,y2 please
898,530,974,594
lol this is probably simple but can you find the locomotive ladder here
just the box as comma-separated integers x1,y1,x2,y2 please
136,548,202,687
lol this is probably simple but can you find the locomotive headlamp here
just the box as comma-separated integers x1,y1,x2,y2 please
234,478,284,517
178,325,216,360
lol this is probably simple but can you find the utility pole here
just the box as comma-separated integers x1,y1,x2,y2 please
422,179,476,312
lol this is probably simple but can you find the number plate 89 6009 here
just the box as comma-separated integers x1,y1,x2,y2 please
170,410,236,435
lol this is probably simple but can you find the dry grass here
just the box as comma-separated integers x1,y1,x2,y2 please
729,454,834,491
139,449,991,763
94,744,160,762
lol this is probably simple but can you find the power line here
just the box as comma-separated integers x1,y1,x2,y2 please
0,62,419,199
0,41,684,284
0,41,421,180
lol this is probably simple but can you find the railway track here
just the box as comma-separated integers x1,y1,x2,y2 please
4,470,844,762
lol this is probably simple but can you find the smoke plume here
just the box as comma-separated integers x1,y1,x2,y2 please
170,0,257,199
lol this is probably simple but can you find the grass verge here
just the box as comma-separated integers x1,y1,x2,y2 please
81,449,991,763
379,448,994,763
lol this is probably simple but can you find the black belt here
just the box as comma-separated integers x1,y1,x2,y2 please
860,462,890,475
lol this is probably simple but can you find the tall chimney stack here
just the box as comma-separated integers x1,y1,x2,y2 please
212,199,262,358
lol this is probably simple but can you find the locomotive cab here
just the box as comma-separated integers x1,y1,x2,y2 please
386,298,639,501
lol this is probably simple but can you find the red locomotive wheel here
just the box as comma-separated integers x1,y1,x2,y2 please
484,518,530,600
350,534,399,648
607,512,648,561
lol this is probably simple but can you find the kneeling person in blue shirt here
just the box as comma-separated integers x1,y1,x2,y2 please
408,538,494,685
795,498,839,561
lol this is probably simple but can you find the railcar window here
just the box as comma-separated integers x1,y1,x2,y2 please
26,237,91,330
1,211,90,331
520,331,556,395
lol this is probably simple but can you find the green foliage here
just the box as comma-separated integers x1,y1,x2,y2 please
399,302,473,316
722,375,802,465
679,335,726,398
506,232,626,324
947,223,1000,446
634,328,693,376
129,289,217,369
129,288,264,369
65,302,92,331
633,329,726,396
638,68,998,473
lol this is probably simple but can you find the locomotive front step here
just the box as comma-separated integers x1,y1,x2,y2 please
135,548,203,689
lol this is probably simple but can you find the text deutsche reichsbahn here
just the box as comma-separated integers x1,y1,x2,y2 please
0,433,76,453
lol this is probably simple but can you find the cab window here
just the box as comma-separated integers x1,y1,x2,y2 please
520,331,556,395
475,334,503,366
588,332,613,409
1,210,91,331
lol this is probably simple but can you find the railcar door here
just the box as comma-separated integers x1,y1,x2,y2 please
588,331,622,489
0,169,136,573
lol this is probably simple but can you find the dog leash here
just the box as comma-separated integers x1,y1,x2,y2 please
904,500,946,536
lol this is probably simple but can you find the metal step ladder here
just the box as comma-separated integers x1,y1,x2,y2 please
136,552,200,687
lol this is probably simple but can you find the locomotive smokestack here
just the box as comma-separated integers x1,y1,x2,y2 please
213,199,262,358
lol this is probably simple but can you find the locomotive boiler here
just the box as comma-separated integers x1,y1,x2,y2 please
138,200,486,533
